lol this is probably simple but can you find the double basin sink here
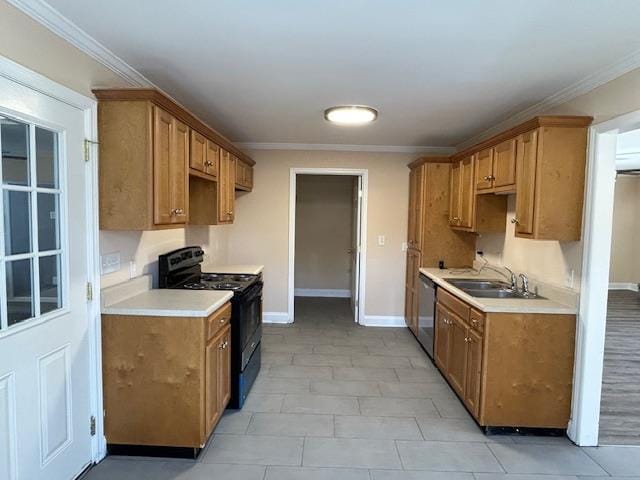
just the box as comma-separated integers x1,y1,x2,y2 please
443,278,544,300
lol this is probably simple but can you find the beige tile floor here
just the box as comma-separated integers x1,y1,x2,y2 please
85,297,640,480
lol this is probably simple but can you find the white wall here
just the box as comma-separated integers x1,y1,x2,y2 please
609,175,640,284
295,175,354,292
226,149,410,317
99,226,231,288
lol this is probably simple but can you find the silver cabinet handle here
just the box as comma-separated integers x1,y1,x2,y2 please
511,218,520,225
171,208,184,215
220,317,226,324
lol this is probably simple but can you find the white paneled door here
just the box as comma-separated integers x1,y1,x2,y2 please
0,71,94,479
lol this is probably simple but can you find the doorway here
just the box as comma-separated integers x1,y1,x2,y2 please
598,130,640,445
0,57,101,479
571,109,640,446
288,168,367,324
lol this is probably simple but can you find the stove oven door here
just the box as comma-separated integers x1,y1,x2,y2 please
238,283,263,364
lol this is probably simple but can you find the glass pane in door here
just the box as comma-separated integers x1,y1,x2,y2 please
1,117,30,186
37,192,60,251
39,254,61,315
6,258,34,326
36,127,58,188
3,189,32,255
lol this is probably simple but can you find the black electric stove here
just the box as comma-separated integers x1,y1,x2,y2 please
158,246,262,409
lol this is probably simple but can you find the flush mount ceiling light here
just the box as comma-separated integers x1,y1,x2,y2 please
324,105,378,125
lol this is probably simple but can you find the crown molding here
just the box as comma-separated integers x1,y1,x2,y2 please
234,142,456,155
456,47,640,151
6,0,156,88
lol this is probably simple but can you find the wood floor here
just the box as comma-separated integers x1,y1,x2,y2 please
599,289,640,445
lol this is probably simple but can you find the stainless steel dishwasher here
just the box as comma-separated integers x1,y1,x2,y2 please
417,273,436,359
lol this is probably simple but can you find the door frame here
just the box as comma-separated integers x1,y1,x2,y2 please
569,108,640,446
288,168,368,324
0,56,105,463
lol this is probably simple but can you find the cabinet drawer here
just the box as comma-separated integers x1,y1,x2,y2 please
207,303,232,340
469,308,485,333
438,288,470,321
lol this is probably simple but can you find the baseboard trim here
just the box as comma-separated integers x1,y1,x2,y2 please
263,312,292,324
294,288,351,298
361,315,406,327
609,282,639,292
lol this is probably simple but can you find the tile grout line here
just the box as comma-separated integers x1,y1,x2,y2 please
484,442,507,474
393,439,406,471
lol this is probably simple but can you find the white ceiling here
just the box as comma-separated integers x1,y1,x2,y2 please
41,0,640,148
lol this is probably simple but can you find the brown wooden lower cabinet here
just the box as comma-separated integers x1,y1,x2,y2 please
404,248,421,334
434,290,576,429
102,302,232,448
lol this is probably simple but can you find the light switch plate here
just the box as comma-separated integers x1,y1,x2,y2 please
101,252,121,275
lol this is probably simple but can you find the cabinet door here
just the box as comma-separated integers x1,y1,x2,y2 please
407,166,424,248
434,303,450,372
205,140,219,178
190,130,207,173
218,150,235,223
227,154,236,220
153,106,174,225
404,251,415,329
449,162,461,226
458,155,475,229
464,328,483,419
475,148,494,191
205,332,222,435
245,165,253,190
217,324,231,409
235,157,246,187
515,130,538,235
171,118,189,224
447,312,468,397
404,249,421,335
493,138,517,189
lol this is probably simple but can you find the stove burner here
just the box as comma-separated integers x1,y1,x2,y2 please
201,273,227,282
184,282,207,290
231,275,254,282
217,282,243,290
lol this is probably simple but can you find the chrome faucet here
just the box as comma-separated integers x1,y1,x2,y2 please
519,273,530,296
478,259,517,290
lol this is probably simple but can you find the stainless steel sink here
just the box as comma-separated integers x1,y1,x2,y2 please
464,289,544,299
444,278,510,290
443,278,545,300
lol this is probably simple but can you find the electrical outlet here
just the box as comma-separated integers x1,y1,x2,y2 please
565,269,575,288
100,252,121,275
129,261,137,279
378,235,386,246
401,242,408,252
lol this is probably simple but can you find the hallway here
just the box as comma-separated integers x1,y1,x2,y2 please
86,298,639,479
600,290,640,445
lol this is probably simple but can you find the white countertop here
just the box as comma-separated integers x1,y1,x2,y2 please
420,268,577,315
202,264,264,275
102,289,233,317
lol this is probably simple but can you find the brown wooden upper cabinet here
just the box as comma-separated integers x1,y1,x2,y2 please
96,98,189,230
450,116,592,241
450,155,506,233
93,89,255,230
235,156,254,191
190,130,219,179
217,149,236,224
513,124,589,241
475,139,517,194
